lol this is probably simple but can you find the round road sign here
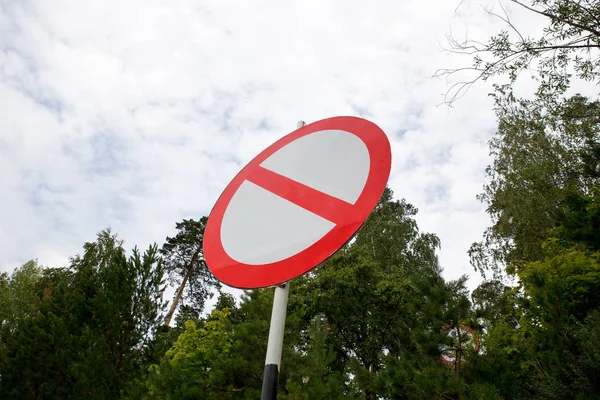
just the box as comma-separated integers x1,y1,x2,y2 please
203,116,391,288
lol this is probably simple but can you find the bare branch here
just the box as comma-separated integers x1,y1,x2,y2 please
483,1,527,44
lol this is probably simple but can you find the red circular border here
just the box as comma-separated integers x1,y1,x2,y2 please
440,324,481,366
203,116,392,288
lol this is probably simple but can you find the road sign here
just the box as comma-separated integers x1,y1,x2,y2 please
440,324,480,366
203,116,391,288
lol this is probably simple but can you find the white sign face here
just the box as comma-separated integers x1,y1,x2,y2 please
220,129,370,265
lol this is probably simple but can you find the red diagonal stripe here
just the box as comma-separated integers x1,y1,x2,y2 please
246,166,355,225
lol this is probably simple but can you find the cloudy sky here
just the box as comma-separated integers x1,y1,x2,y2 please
0,0,550,298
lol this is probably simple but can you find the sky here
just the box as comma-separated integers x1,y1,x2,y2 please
0,0,551,300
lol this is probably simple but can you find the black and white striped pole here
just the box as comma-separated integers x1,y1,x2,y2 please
260,120,305,400
260,281,290,399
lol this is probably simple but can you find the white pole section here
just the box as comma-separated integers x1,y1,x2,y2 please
264,282,290,366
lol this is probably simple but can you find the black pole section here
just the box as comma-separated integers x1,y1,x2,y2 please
261,364,279,400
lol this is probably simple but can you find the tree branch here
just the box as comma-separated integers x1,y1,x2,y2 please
484,1,526,44
510,0,600,38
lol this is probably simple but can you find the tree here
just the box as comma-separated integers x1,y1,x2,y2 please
0,267,73,399
351,188,441,275
0,261,73,399
282,314,349,400
442,6,600,393
503,246,600,398
68,230,167,398
0,260,44,328
161,218,220,326
438,0,600,105
461,180,600,399
558,186,600,250
0,230,167,400
471,279,516,331
143,289,282,399
469,94,600,279
150,308,237,399
285,187,466,399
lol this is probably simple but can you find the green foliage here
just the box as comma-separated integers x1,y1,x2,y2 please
471,280,516,331
558,187,600,250
449,5,600,391
0,230,167,400
281,187,469,399
0,260,44,329
465,246,600,398
143,290,272,399
442,0,600,104
464,90,600,399
145,309,237,399
470,94,600,279
282,315,348,400
516,244,600,322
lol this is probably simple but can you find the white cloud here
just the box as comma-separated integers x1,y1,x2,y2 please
0,0,555,298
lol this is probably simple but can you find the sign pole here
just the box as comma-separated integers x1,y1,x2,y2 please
260,121,306,400
261,282,289,400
